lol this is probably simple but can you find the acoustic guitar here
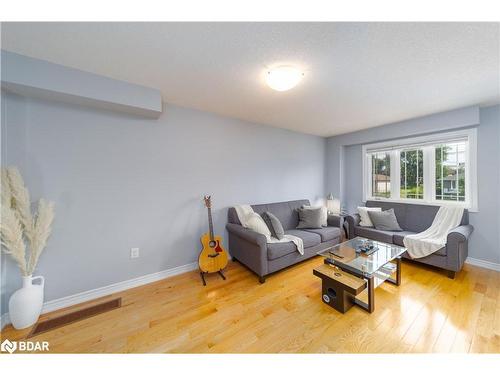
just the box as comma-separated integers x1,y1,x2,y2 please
198,195,228,285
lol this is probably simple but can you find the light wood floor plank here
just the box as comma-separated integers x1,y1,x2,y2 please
1,257,499,353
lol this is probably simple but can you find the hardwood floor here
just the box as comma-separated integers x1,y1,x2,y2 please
1,257,499,353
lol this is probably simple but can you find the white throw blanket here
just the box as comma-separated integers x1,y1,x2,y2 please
403,206,464,259
233,205,304,255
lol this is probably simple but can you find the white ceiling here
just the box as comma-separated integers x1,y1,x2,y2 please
2,22,499,137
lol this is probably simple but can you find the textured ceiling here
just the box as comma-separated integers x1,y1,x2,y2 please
2,22,499,137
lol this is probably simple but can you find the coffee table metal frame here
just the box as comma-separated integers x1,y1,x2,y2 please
319,238,404,313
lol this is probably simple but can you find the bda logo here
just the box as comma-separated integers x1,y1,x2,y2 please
1,339,17,353
0,339,49,353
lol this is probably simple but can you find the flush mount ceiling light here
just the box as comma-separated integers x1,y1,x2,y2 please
265,66,304,92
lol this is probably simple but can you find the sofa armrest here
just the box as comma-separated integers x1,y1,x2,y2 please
447,224,474,243
226,223,267,246
446,224,474,272
226,223,269,277
345,213,360,239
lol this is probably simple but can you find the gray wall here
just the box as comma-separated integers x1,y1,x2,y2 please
326,106,480,202
474,105,500,264
1,85,498,318
1,51,163,118
1,92,326,315
326,105,500,264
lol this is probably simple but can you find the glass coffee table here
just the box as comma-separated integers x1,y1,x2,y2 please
314,237,406,313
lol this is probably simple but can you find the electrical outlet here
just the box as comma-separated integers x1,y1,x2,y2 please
130,247,140,259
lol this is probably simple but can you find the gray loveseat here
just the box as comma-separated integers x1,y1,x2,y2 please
226,199,342,283
346,200,474,278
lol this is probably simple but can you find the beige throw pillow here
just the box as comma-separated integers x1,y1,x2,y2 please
357,206,382,227
245,212,271,238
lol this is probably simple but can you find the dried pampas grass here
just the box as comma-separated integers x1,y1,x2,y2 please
27,199,55,275
0,167,55,276
1,204,28,275
7,167,34,242
1,168,13,208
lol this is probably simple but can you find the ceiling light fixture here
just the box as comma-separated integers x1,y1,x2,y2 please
265,66,304,92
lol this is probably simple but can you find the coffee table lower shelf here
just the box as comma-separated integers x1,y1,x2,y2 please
313,257,401,313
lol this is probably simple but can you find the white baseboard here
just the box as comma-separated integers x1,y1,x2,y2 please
1,262,198,331
465,257,500,272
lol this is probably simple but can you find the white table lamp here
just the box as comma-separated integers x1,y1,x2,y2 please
326,194,341,215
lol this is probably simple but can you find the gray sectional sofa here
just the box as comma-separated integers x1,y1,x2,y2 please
226,199,342,283
346,200,474,278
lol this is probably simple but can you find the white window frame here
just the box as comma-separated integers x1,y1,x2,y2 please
362,129,478,212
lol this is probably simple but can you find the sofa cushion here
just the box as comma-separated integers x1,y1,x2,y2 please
296,207,324,229
267,241,297,260
261,211,285,240
404,204,439,233
303,227,341,242
254,200,310,230
267,230,321,260
357,206,382,227
285,230,322,248
393,231,447,256
301,205,328,226
365,200,469,232
366,201,408,230
434,247,447,256
354,226,395,243
245,212,271,237
393,231,416,247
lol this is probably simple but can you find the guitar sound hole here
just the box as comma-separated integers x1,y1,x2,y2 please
209,240,217,248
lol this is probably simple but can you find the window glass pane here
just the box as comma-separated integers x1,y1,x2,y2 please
435,142,466,202
371,152,391,198
400,149,424,199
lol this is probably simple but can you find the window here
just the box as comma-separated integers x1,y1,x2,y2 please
371,152,391,198
400,149,423,199
435,142,466,202
362,129,477,210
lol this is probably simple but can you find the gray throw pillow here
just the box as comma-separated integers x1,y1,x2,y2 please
261,211,285,240
367,208,403,231
296,207,323,229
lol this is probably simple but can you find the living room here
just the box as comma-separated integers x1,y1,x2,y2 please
1,1,499,372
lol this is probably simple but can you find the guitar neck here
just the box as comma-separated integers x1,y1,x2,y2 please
207,206,215,241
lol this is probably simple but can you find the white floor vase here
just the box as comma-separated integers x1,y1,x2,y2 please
9,275,45,329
